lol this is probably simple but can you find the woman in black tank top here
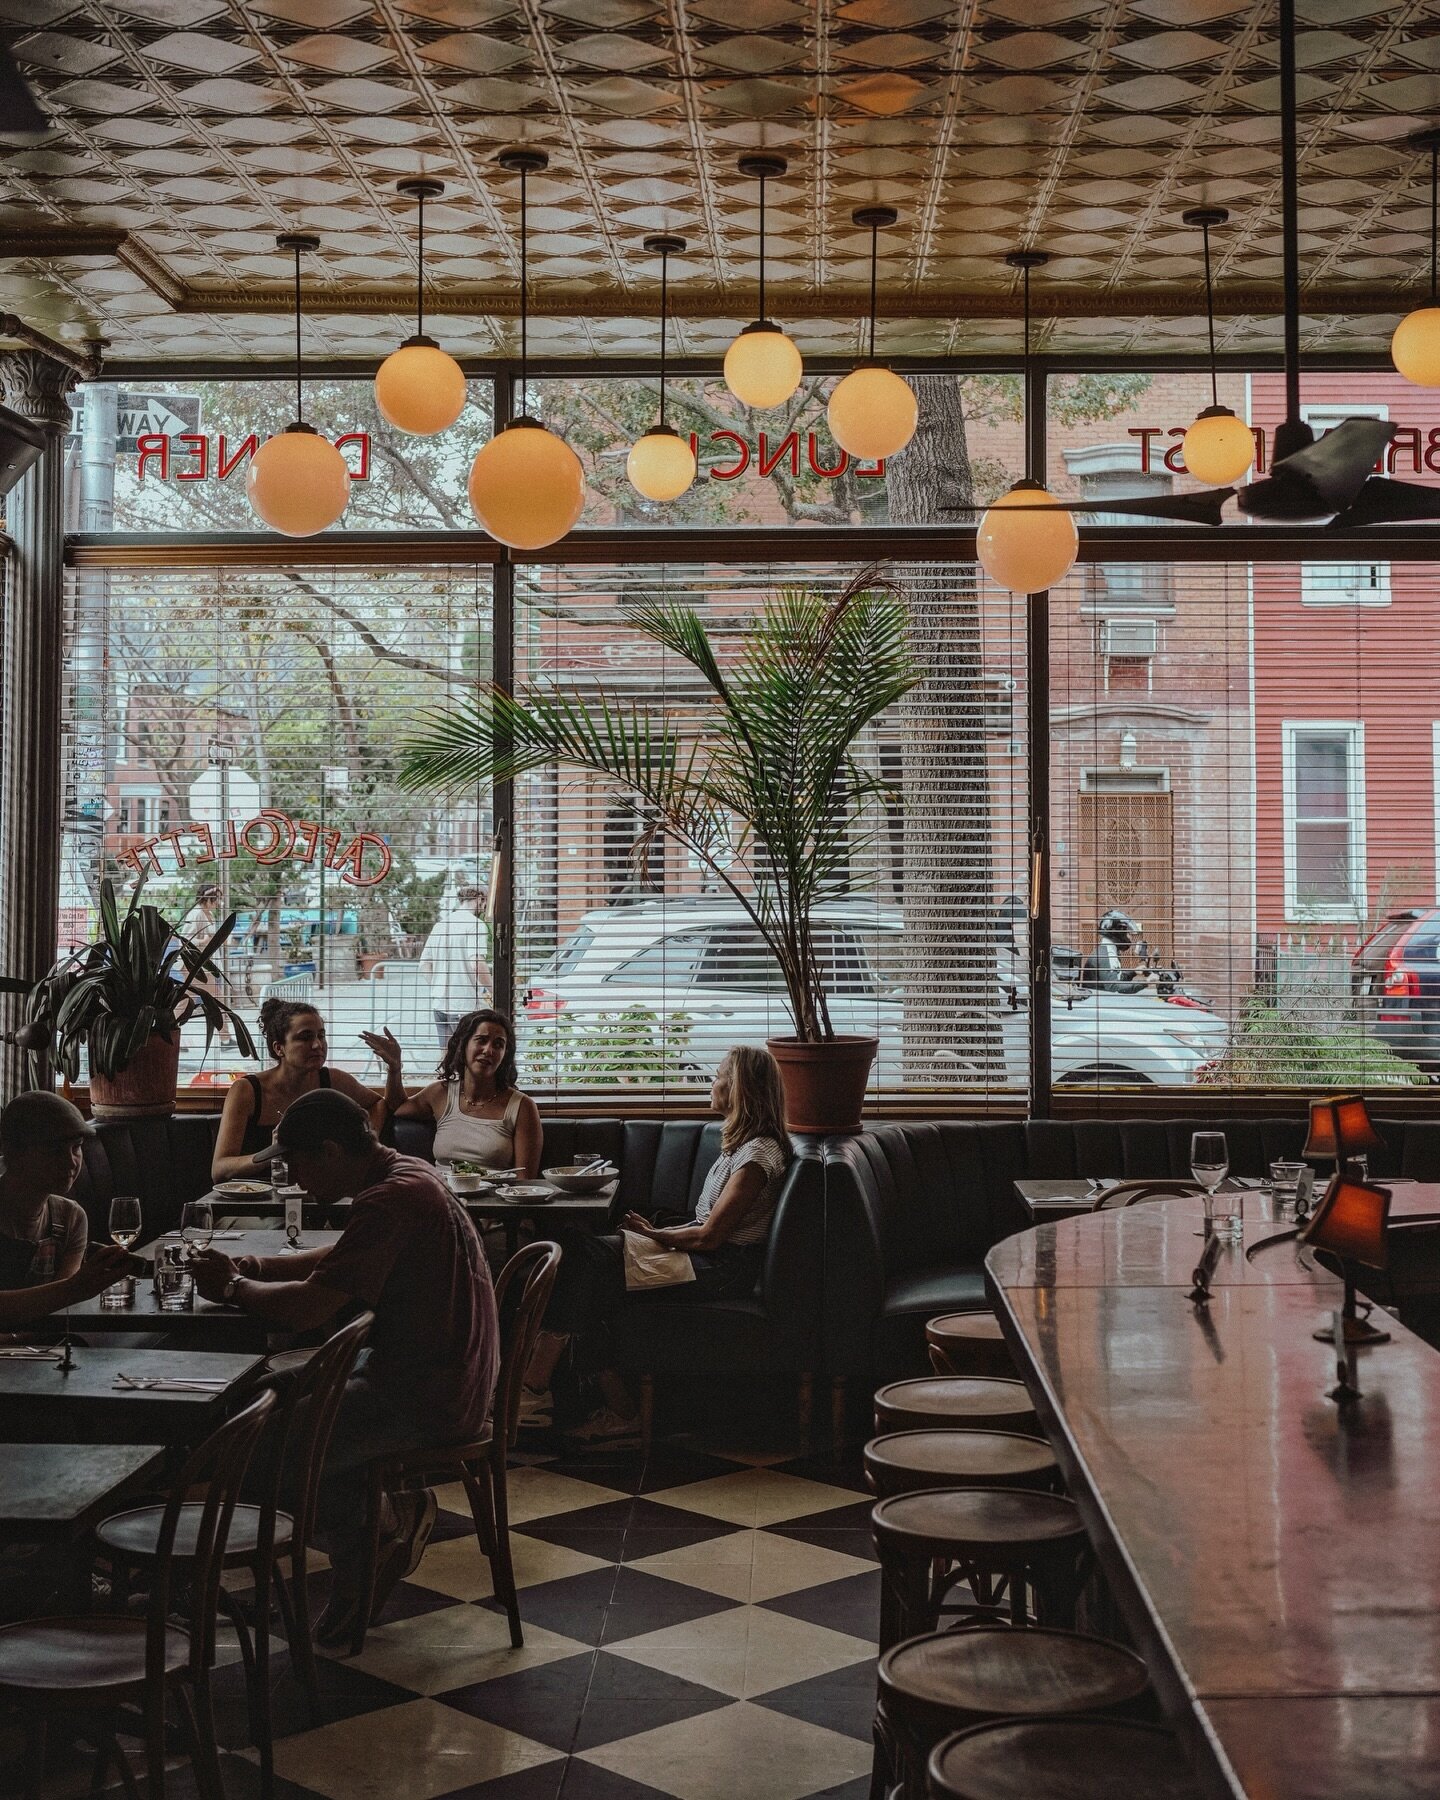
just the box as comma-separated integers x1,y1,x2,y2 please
212,998,405,1182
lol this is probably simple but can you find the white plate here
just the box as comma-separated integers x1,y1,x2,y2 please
216,1180,271,1198
504,1184,558,1203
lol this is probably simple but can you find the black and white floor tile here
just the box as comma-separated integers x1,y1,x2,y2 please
18,1434,880,1800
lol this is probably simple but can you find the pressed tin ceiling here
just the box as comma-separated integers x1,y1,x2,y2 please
3,0,1440,366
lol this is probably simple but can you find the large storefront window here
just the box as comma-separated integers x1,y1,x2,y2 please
62,561,493,1086
511,559,1028,1098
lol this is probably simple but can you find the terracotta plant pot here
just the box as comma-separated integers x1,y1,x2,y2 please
88,1030,181,1119
766,1034,878,1135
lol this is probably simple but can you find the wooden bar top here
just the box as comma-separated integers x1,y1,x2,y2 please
987,1200,1440,1800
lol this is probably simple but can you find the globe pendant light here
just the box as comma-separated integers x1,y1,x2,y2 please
1179,206,1255,485
247,232,351,537
1392,127,1440,387
976,251,1077,595
375,177,467,436
628,234,696,502
724,153,802,409
826,205,917,461
468,147,585,550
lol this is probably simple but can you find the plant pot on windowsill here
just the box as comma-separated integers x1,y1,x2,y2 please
766,1034,878,1136
89,1029,182,1119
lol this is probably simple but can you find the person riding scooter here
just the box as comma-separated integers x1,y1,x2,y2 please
1081,910,1151,994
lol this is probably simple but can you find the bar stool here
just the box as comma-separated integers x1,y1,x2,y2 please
926,1313,1015,1380
875,1377,1038,1437
875,1626,1149,1798
864,1430,1058,1501
871,1486,1090,1650
927,1716,1200,1799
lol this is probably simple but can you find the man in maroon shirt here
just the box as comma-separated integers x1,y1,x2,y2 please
194,1089,498,1649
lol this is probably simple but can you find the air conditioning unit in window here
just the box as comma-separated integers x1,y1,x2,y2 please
1101,617,1159,658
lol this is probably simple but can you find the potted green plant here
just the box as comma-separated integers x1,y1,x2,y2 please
401,571,920,1132
23,879,256,1116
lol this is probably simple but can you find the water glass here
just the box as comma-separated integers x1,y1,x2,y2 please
1269,1161,1305,1221
157,1263,194,1312
99,1277,134,1311
1190,1131,1229,1235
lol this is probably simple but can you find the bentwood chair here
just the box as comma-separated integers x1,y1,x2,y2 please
0,1388,276,1800
353,1239,563,1655
95,1312,373,1795
1095,1179,1203,1210
927,1716,1201,1800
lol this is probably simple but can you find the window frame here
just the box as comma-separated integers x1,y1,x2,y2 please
1281,719,1368,923
1298,405,1392,607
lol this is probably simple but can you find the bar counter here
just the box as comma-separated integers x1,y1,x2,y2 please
986,1200,1440,1800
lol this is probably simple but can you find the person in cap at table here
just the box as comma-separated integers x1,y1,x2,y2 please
0,1091,93,1292
192,1089,499,1650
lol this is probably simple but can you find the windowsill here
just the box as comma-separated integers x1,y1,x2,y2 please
1299,594,1392,608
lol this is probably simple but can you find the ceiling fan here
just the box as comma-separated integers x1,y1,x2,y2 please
991,0,1439,533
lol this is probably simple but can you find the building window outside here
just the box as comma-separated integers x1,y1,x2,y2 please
1283,722,1367,922
1299,406,1391,606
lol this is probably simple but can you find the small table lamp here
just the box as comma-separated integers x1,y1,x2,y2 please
1304,1095,1385,1177
1300,1172,1392,1347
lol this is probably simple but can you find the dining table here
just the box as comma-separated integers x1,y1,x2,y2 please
1013,1173,1440,1229
0,1348,263,1445
987,1192,1440,1798
0,1441,165,1544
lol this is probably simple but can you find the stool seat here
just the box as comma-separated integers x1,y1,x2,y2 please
875,1377,1038,1436
873,1487,1085,1559
865,1430,1057,1499
926,1314,1014,1379
881,1625,1148,1731
928,1717,1200,1799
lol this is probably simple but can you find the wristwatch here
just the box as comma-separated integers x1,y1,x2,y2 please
223,1273,242,1304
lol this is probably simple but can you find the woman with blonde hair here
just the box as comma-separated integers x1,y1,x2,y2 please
522,1044,791,1439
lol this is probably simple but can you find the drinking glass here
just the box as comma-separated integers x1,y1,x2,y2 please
180,1200,213,1253
101,1195,141,1308
1190,1132,1229,1237
157,1263,194,1312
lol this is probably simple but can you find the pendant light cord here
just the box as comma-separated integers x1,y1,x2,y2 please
1430,138,1438,302
416,185,426,340
1202,217,1218,409
1022,259,1032,483
758,171,767,322
519,162,529,416
868,219,879,362
659,244,669,428
292,239,303,425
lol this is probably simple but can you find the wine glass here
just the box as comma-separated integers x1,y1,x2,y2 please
1190,1132,1229,1237
108,1195,141,1251
180,1200,213,1255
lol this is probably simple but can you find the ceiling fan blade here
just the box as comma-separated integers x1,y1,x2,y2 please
0,46,49,136
1067,489,1234,527
1238,417,1396,520
1327,478,1440,530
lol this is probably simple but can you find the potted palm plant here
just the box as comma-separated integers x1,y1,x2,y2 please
401,571,920,1132
23,879,256,1116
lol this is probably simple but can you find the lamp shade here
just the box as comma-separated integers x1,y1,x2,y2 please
977,480,1078,594
468,417,585,550
627,424,696,502
246,424,351,536
826,364,917,461
724,321,803,409
1334,1095,1385,1157
1303,1098,1339,1161
374,337,467,436
1182,406,1254,485
1301,1174,1391,1271
1392,304,1440,386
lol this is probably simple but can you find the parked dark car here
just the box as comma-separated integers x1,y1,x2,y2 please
1352,908,1440,1073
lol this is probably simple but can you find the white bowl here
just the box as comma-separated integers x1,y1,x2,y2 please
543,1164,617,1195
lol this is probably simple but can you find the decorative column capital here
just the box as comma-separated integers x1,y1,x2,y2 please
0,349,77,431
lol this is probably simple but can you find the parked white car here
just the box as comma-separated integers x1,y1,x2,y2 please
520,899,1228,1088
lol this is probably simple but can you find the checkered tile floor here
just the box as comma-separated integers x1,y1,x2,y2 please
35,1435,881,1800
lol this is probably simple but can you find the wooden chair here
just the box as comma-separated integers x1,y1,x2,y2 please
0,1388,276,1800
95,1312,374,1794
864,1429,1058,1502
875,1624,1150,1798
1094,1180,1202,1210
925,1313,1015,1380
353,1239,562,1655
927,1715,1200,1799
874,1376,1039,1436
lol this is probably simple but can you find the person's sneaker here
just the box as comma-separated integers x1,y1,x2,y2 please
517,1385,553,1430
313,1584,362,1654
567,1407,640,1443
368,1489,439,1625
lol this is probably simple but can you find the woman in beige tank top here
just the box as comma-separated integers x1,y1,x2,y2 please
393,1009,542,1176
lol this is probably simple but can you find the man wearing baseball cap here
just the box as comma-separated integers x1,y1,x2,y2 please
193,1088,499,1650
0,1092,134,1328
